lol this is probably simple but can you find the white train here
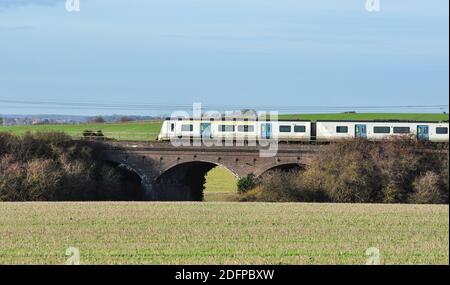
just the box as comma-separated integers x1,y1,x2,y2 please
158,118,449,143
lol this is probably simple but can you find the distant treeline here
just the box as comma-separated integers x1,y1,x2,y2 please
0,115,161,126
239,139,449,204
0,132,143,201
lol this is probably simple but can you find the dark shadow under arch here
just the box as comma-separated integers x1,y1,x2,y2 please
259,163,304,177
103,161,146,200
156,161,235,201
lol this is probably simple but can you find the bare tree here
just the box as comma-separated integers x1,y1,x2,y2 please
91,116,105,123
119,116,134,123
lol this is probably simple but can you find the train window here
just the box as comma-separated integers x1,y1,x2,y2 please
294,126,306,133
393,127,410,134
436,127,448,134
237,125,254,132
373,126,390,134
219,125,235,132
336,126,348,133
170,123,175,132
181,124,193,132
279,126,291,132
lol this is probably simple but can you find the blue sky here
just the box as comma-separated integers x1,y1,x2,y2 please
0,0,448,115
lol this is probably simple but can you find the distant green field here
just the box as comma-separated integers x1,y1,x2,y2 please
0,120,163,141
0,202,447,264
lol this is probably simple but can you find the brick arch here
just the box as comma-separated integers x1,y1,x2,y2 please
256,162,305,177
100,149,161,184
100,158,156,200
154,160,239,201
157,159,240,182
102,159,147,181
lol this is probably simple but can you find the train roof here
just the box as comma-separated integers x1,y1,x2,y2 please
164,117,311,122
164,117,449,123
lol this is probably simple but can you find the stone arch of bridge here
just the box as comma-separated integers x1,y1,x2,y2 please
256,162,305,177
102,160,149,200
155,160,238,201
103,159,147,182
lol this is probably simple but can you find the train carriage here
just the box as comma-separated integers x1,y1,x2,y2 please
158,118,312,142
158,118,449,143
315,120,449,142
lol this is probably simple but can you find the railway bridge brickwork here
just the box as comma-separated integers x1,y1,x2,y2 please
98,141,323,200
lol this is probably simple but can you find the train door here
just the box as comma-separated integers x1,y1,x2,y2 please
261,123,272,139
200,122,212,139
417,125,429,141
310,122,317,141
355,124,367,138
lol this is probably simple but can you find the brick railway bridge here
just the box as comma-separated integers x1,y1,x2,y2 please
97,141,447,201
98,141,323,200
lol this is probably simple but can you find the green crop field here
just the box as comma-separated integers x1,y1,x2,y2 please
0,202,447,265
0,120,164,141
